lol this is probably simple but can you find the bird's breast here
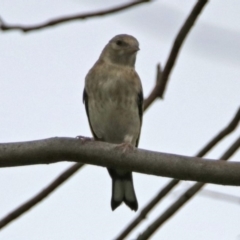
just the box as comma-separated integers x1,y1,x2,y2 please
87,77,140,144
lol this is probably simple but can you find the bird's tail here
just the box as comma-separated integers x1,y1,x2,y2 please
108,169,138,211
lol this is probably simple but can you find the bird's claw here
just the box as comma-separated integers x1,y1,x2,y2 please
115,142,135,153
76,136,93,144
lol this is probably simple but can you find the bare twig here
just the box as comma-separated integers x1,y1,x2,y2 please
0,163,84,229
137,137,240,240
144,0,208,110
144,64,162,110
0,0,151,32
115,107,240,240
169,187,240,205
199,189,240,205
196,107,240,157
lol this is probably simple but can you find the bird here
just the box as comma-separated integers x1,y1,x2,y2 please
83,34,143,211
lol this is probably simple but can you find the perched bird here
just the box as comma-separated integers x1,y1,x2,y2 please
83,34,143,211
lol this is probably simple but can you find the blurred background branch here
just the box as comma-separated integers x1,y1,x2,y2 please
198,188,240,205
0,0,152,32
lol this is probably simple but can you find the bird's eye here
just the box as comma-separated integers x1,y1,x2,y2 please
116,40,123,46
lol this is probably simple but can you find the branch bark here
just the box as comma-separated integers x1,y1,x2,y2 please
0,0,151,32
137,137,240,240
0,137,240,185
115,107,240,240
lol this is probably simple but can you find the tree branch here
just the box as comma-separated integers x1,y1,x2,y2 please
137,136,240,240
115,106,240,240
0,137,240,185
0,163,83,229
196,107,240,157
0,0,151,32
144,0,208,110
199,189,240,205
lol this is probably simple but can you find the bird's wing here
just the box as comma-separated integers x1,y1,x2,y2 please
135,90,144,147
83,88,100,140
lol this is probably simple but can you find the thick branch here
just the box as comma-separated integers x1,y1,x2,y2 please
115,107,240,240
0,163,83,229
0,0,151,32
0,137,240,185
144,0,208,110
137,137,240,240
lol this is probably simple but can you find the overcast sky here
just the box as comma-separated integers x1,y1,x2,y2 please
0,0,240,239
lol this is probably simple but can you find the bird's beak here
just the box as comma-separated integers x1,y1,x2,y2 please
130,46,140,53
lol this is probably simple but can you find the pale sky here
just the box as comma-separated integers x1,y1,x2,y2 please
0,0,240,239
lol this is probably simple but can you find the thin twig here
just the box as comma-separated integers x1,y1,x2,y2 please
169,187,240,205
196,107,240,157
144,64,162,110
144,0,208,110
137,137,240,240
0,0,151,32
115,107,239,240
0,163,84,229
199,189,240,205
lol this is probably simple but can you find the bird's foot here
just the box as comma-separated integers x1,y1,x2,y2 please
115,142,135,153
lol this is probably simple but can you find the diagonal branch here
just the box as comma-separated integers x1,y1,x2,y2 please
114,107,240,240
199,189,240,205
0,0,152,32
195,107,240,157
144,0,208,110
137,137,240,240
0,163,84,229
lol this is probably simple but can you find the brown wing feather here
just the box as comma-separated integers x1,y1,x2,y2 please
135,90,143,147
83,88,100,140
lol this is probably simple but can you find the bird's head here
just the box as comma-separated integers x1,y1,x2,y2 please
100,34,140,67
